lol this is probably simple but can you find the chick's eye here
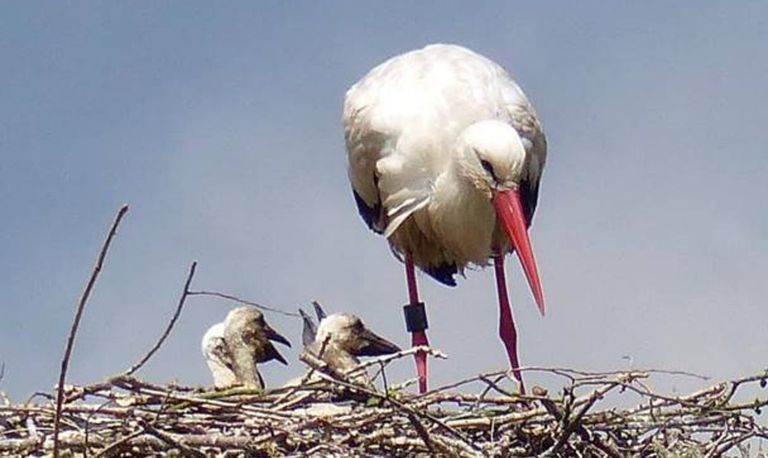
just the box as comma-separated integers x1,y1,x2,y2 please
480,159,496,179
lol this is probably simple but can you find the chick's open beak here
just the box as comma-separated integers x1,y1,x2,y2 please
357,328,401,357
265,324,291,347
263,324,291,365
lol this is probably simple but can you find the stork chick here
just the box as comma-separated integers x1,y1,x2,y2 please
201,306,291,389
301,302,400,382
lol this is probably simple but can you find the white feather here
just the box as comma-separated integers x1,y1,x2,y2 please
344,43,546,274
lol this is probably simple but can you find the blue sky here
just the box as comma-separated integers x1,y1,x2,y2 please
1,2,767,399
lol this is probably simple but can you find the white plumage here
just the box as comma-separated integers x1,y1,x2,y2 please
344,44,546,283
201,322,238,389
343,44,548,392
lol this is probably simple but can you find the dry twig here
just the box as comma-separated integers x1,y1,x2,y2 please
123,261,198,376
187,290,300,317
52,204,129,458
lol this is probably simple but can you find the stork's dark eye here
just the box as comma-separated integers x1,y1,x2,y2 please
480,159,497,180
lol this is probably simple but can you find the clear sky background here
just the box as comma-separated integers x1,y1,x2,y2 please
1,2,767,400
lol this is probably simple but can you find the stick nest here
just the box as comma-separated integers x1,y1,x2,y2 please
2,349,768,457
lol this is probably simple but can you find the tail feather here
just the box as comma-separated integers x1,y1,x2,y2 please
424,262,458,287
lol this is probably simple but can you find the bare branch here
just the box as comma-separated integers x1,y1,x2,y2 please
123,261,197,376
52,204,129,458
187,289,300,317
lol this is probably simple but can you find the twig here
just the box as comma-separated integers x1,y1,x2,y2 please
345,345,447,379
405,412,437,455
543,379,624,456
139,420,206,458
272,335,333,407
187,290,300,317
123,261,197,376
93,429,147,458
479,373,516,398
52,204,129,458
379,361,390,396
299,351,484,454
83,399,117,457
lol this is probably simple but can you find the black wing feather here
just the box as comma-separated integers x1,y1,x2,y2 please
519,177,540,227
424,263,458,287
352,188,383,234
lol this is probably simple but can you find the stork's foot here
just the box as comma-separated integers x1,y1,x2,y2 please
493,251,526,394
499,317,525,393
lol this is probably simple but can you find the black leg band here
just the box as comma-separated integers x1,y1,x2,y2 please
403,302,428,332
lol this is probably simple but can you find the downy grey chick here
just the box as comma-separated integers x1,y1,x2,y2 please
300,302,400,384
201,306,291,389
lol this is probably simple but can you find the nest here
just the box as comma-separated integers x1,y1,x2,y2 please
4,207,767,456
2,347,768,457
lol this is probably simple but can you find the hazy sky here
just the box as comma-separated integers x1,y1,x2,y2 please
1,2,767,400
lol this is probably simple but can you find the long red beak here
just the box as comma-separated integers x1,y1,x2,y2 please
492,189,546,316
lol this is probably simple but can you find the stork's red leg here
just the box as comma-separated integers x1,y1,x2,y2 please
405,254,429,394
493,252,526,394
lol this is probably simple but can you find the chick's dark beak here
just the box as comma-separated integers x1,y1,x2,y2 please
356,329,401,357
265,324,291,347
261,324,291,365
264,342,289,365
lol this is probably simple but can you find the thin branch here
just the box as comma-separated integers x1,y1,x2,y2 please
52,204,129,458
299,351,484,454
405,412,437,455
139,420,207,458
478,373,516,398
345,345,447,378
187,289,300,317
543,380,623,456
93,429,147,458
123,261,197,376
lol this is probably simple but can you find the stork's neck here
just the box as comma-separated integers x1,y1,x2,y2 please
307,340,361,371
323,347,361,372
228,341,265,390
428,155,497,265
207,358,238,389
442,151,491,198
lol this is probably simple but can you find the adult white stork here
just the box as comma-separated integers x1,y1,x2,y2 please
343,44,547,393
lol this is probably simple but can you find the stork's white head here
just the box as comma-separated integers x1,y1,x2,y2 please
456,120,527,198
455,120,546,314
